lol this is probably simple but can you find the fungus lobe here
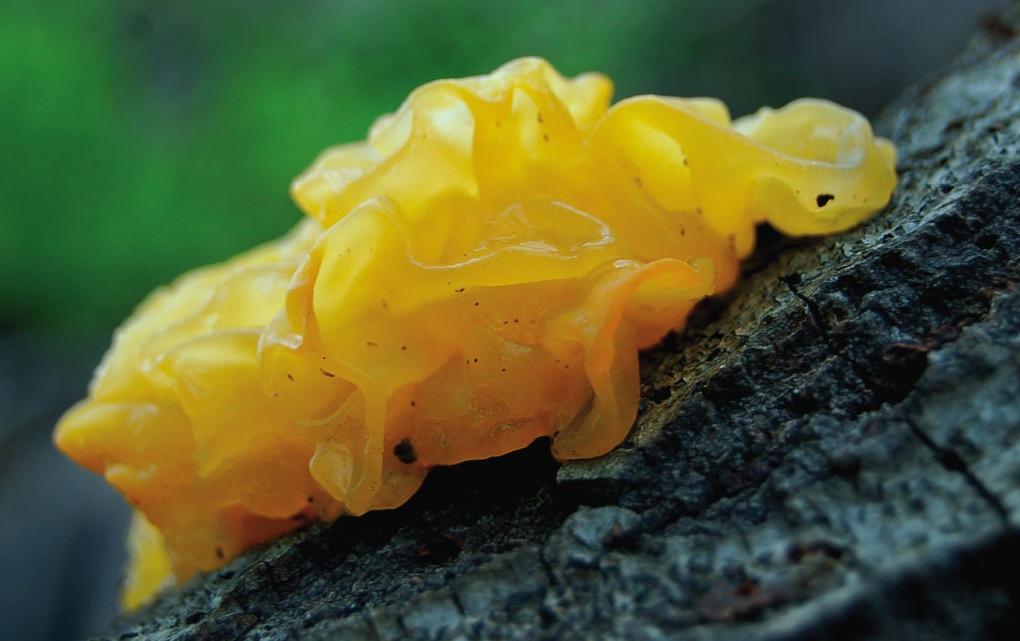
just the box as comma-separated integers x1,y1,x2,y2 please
53,57,896,609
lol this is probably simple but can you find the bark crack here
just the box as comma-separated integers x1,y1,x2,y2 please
449,590,467,618
779,276,893,404
782,275,1011,523
903,415,1010,522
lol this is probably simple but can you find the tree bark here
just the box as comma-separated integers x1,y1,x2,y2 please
102,10,1020,640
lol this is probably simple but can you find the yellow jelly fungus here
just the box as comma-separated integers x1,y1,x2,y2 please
54,57,896,610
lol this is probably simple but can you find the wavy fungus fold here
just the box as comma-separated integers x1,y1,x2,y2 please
54,57,896,610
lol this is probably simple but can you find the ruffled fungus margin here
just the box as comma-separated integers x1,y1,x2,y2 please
54,57,896,610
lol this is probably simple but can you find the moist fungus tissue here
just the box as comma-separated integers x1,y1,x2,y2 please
54,58,897,609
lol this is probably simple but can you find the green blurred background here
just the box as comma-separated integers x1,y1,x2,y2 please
4,0,1009,333
6,0,781,331
0,1,1013,640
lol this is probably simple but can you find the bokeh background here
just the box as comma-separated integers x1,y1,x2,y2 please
0,0,1011,639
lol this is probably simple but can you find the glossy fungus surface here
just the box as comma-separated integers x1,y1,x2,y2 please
54,58,896,609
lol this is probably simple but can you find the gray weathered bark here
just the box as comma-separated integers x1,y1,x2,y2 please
100,10,1020,641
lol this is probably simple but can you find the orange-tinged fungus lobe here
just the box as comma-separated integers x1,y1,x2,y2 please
53,58,896,610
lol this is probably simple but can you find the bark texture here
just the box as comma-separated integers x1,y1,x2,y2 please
101,10,1020,641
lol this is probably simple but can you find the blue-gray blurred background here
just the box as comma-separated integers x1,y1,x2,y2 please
0,1,1012,639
